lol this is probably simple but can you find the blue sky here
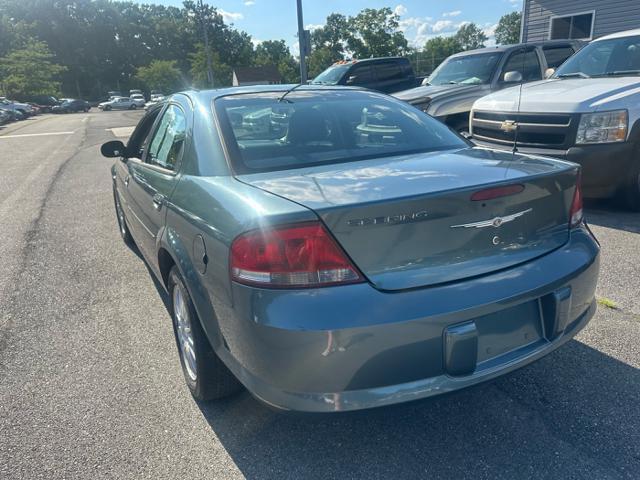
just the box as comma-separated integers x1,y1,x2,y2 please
145,0,522,53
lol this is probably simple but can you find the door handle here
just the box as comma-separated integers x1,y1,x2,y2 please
152,193,165,210
124,175,130,187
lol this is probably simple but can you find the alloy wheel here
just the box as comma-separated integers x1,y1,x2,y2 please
173,284,197,381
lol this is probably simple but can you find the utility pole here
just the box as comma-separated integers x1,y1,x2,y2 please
197,0,214,87
296,0,308,83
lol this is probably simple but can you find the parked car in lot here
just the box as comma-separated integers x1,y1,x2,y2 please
25,95,60,113
393,40,582,132
52,98,91,113
100,85,599,412
0,97,34,117
311,57,423,93
0,108,12,125
98,96,137,111
471,29,640,210
144,94,165,110
130,94,146,108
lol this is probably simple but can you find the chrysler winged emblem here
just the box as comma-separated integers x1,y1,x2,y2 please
450,208,533,229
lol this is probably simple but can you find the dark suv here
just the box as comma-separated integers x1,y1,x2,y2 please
311,57,422,94
53,99,91,113
393,40,582,132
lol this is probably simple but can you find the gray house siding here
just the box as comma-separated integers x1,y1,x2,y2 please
522,0,640,42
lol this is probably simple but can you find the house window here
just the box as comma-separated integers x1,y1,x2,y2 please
550,12,594,40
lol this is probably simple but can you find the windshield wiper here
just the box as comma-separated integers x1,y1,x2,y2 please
597,70,640,77
557,72,590,79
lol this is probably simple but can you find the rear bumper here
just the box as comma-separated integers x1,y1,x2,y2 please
472,140,635,198
215,228,600,412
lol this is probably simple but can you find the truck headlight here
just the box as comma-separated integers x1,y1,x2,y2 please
576,110,627,144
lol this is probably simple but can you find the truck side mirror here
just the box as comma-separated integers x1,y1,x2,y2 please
544,68,555,79
503,71,523,83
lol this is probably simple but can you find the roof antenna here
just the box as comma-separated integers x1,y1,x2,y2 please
512,47,526,155
278,83,305,103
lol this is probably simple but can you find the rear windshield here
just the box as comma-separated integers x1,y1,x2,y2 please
215,90,467,173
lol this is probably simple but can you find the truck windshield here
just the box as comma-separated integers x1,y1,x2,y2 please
428,52,502,85
555,35,640,78
215,90,466,173
312,64,351,85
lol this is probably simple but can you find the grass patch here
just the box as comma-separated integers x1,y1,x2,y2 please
597,297,618,310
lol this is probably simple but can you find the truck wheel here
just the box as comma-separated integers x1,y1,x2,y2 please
623,157,640,211
168,267,242,401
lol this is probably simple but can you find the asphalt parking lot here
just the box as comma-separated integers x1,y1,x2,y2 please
0,111,638,479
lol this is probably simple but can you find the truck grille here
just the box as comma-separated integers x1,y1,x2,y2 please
471,111,576,149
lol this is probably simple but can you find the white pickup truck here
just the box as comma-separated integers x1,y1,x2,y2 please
471,29,640,210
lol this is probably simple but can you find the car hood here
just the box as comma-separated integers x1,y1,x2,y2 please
474,77,640,113
393,83,481,103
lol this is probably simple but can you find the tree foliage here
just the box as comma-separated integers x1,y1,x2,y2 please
135,60,184,93
495,12,522,45
0,39,65,98
419,36,463,73
454,23,488,51
347,8,408,58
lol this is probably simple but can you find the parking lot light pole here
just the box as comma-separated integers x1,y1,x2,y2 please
197,0,215,87
296,0,308,83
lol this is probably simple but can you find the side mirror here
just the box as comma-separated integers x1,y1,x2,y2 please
346,75,357,85
544,67,555,79
101,140,126,158
503,70,523,83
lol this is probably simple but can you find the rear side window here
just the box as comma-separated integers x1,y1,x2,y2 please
375,62,403,81
145,104,186,171
346,65,374,85
502,49,542,82
215,90,466,173
543,46,575,68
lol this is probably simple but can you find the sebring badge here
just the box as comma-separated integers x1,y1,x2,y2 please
347,210,428,227
450,208,533,229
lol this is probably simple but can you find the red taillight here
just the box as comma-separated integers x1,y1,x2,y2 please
230,222,364,288
471,184,525,201
569,173,584,228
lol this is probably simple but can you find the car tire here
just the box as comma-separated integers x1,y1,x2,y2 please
622,156,640,211
168,266,242,401
104,105,111,111
130,104,137,110
113,186,134,246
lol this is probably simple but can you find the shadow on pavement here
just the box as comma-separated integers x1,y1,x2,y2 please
196,341,639,478
585,199,640,234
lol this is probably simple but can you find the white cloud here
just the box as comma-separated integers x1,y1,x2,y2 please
218,9,243,23
394,4,407,16
442,10,461,17
432,20,454,33
244,0,255,5
483,22,498,46
305,23,324,31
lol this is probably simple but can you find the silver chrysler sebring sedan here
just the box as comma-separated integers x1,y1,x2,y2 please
101,86,599,412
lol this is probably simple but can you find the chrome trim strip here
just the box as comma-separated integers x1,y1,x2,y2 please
472,118,571,128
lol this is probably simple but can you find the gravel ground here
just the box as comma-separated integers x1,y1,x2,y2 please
0,112,638,479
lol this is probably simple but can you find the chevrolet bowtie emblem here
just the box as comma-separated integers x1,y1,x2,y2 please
500,120,518,132
450,208,533,229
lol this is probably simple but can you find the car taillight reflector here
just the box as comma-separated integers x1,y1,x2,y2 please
569,173,583,228
471,184,525,201
230,222,363,288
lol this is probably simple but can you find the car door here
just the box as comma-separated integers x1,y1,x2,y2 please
125,103,188,260
497,47,543,88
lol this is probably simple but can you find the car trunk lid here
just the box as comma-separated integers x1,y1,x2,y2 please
237,147,578,290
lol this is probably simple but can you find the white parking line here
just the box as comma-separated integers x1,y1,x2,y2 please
107,126,136,138
0,131,75,139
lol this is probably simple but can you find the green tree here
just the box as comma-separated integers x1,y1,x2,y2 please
420,36,463,73
347,8,408,58
307,46,338,78
454,23,488,51
135,60,184,93
0,39,65,98
255,40,299,83
495,12,521,45
311,13,350,60
189,44,232,87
